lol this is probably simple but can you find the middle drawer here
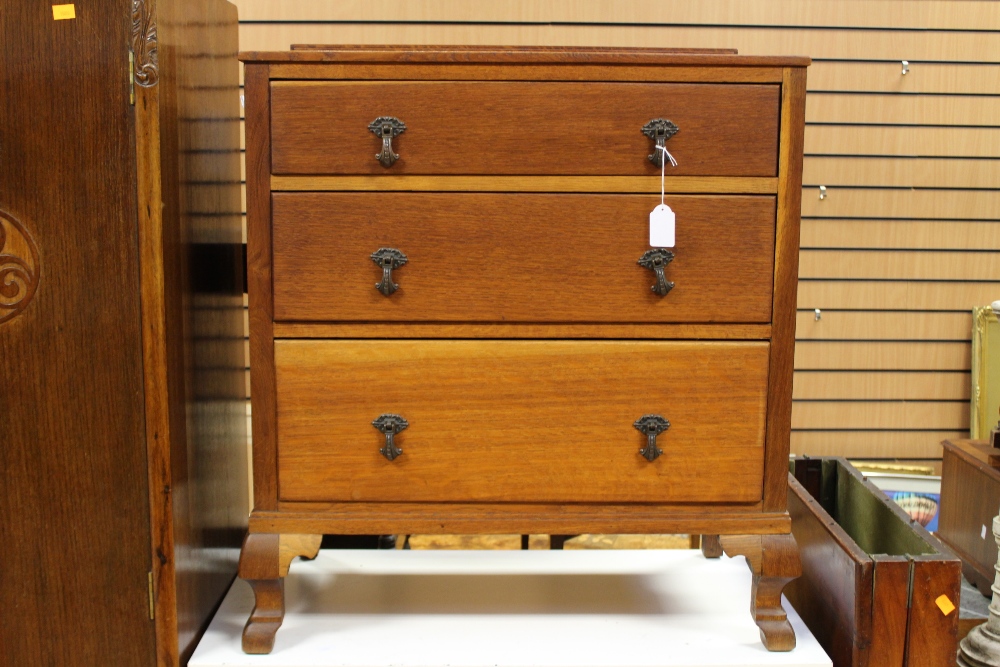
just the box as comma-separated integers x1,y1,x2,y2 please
271,192,776,323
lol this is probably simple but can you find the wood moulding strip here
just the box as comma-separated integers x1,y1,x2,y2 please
271,322,772,340
269,175,779,194
242,46,807,67
244,63,279,511
267,63,785,83
761,66,806,512
250,505,789,535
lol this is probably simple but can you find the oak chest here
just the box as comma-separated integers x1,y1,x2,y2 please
237,45,810,654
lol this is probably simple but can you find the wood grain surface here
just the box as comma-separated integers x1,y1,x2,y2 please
249,505,790,536
143,1,249,663
906,556,962,667
0,2,154,663
265,63,786,84
719,532,801,651
271,193,776,323
269,175,779,194
271,322,772,340
269,81,780,176
762,66,805,512
243,45,807,66
869,557,911,667
245,63,280,511
937,440,1000,595
274,340,769,503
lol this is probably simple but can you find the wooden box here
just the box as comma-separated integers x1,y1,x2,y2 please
787,458,961,667
938,439,1000,595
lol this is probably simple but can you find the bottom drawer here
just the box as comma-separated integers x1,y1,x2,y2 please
274,340,768,504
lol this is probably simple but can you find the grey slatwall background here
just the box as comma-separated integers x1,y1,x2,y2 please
231,0,1000,461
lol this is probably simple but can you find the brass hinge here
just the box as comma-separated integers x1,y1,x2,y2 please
129,50,136,106
147,571,155,620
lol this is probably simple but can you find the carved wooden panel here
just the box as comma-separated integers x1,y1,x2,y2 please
0,208,39,325
131,0,158,87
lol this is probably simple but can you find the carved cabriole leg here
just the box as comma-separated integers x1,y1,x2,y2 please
700,534,723,558
720,533,801,652
238,533,322,654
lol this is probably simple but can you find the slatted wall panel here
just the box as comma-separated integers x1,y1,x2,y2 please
231,0,1000,461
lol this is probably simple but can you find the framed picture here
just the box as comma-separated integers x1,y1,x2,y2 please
972,304,1000,440
864,472,942,533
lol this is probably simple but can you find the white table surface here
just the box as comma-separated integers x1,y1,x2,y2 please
189,549,831,667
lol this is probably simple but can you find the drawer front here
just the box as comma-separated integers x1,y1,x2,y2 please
275,340,768,504
271,193,776,323
270,81,780,176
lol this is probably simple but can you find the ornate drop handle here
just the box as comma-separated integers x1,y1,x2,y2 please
642,118,679,168
373,414,408,461
371,247,408,296
369,116,406,168
637,249,675,297
634,414,670,462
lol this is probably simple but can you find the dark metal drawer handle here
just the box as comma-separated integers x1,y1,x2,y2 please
371,247,408,296
373,413,408,461
634,414,670,462
642,118,679,168
637,249,675,297
369,116,406,168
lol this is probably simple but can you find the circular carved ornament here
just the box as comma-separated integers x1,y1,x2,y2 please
0,208,40,325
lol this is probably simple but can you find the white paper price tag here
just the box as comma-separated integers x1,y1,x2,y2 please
649,204,675,247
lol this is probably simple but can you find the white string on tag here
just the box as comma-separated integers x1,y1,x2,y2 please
650,145,678,247
656,144,678,206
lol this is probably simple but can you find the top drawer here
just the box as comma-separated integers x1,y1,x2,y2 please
270,81,780,177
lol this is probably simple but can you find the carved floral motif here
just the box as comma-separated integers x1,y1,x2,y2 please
131,0,158,87
0,209,40,325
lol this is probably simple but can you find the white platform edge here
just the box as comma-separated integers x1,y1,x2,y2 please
189,549,831,667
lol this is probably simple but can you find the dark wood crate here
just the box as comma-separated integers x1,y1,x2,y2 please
937,439,1000,596
787,457,961,667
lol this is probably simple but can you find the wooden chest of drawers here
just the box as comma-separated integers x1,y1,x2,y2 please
238,46,810,654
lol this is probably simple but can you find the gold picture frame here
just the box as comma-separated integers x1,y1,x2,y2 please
971,304,1000,439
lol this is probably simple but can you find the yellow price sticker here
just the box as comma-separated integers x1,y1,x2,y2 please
52,4,76,20
935,594,956,616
